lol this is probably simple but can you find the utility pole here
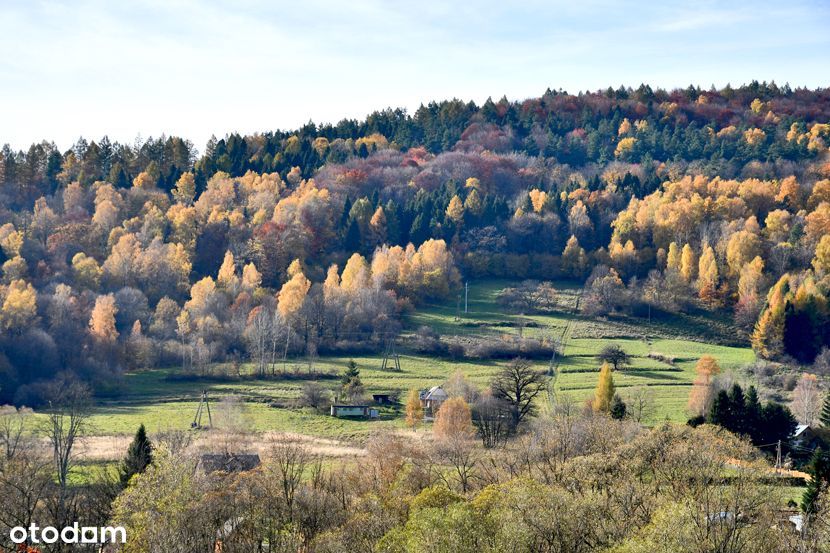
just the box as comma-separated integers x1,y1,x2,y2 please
775,440,782,471
464,281,468,313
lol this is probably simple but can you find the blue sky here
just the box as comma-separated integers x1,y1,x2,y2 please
1,0,828,151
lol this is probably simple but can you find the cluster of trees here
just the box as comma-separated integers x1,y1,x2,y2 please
33,418,826,552
0,163,460,402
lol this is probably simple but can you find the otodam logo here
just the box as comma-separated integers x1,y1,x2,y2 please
10,524,127,546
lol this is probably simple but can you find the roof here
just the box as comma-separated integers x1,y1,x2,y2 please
794,424,810,437
332,404,369,408
198,453,261,474
424,386,448,400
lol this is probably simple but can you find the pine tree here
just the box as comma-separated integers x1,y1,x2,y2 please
592,362,615,413
801,448,830,513
820,391,830,427
120,424,153,487
610,394,627,420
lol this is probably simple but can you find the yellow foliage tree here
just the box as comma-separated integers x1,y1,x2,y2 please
369,206,387,246
405,388,424,431
433,396,473,440
725,230,761,277
666,242,681,271
688,355,721,417
241,263,262,291
464,188,483,216
680,244,697,283
89,293,119,342
172,172,196,206
615,137,637,159
277,260,311,319
445,195,465,224
562,235,588,278
752,275,789,358
528,189,548,213
812,234,830,276
1,279,37,332
72,253,102,290
592,362,615,413
697,245,719,303
340,253,370,294
217,251,239,291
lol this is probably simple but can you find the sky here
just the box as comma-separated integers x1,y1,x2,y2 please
1,0,829,152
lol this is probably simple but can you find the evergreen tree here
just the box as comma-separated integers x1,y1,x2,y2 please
708,390,732,427
610,394,627,420
344,219,361,253
821,391,830,427
120,424,153,487
801,448,830,513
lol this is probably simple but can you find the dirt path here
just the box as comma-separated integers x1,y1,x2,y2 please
70,431,366,462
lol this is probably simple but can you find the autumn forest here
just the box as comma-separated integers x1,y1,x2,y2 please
3,81,830,552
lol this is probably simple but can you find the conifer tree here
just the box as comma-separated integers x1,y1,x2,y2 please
120,424,153,487
802,448,830,513
593,362,615,413
610,394,627,420
820,391,830,427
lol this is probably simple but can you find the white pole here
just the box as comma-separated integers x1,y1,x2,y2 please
464,282,468,313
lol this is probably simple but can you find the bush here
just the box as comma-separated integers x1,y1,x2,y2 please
411,326,449,356
813,347,830,376
466,336,553,359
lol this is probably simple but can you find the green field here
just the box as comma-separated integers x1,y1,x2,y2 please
58,280,757,441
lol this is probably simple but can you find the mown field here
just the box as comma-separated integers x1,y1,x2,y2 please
50,279,757,442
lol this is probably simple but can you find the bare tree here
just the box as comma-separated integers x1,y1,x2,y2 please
434,437,477,493
497,280,557,313
245,305,277,377
472,392,510,448
0,450,53,541
490,357,547,430
626,385,656,423
0,405,33,460
268,441,310,518
300,382,330,412
42,374,91,490
792,373,822,426
214,395,252,454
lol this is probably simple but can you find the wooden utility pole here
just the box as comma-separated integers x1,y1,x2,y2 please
775,440,782,471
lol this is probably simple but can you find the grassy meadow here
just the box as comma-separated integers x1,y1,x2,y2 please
51,279,757,443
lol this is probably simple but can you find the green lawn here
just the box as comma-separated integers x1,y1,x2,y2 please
44,279,756,441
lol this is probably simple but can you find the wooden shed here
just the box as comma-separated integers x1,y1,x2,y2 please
330,405,379,418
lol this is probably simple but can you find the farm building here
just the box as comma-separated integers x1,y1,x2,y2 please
420,386,448,414
372,393,394,404
792,424,829,452
330,405,379,418
197,453,261,475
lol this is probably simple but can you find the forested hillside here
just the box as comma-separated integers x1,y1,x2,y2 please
1,81,830,404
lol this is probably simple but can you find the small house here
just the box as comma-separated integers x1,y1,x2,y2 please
330,405,379,418
792,424,829,453
197,453,261,475
419,386,448,414
373,393,393,405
